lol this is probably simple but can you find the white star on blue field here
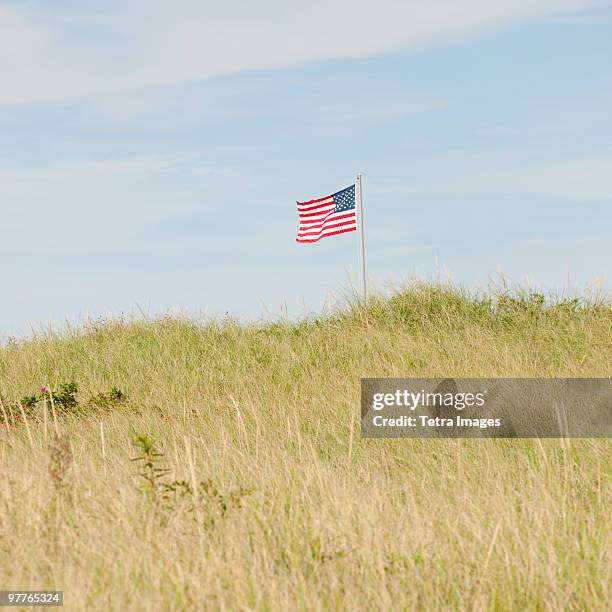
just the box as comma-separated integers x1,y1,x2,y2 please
1,1,611,338
333,186,355,213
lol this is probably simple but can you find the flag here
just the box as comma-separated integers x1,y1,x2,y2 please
295,184,357,243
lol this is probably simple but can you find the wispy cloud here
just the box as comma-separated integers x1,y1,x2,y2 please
1,0,608,107
88,74,445,124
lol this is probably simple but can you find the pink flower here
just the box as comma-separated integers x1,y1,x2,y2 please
40,386,48,394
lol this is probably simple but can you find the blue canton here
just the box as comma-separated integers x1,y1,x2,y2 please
332,185,356,213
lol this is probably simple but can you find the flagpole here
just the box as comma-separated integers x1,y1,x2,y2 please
356,174,366,303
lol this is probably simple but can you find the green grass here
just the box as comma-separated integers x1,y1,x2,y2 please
0,284,610,610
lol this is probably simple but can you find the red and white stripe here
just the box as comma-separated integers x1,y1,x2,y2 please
295,194,356,243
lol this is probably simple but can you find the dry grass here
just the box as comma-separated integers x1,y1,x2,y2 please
0,285,610,610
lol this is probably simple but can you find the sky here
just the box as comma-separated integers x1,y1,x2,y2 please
1,0,611,339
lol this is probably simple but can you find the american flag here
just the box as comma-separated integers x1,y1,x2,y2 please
295,184,357,243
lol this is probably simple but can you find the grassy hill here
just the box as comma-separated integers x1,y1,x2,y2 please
1,285,610,610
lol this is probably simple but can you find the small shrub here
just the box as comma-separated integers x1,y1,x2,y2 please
39,383,80,413
88,386,126,410
130,433,253,529
15,383,126,418
52,382,79,410
131,434,170,500
19,395,38,413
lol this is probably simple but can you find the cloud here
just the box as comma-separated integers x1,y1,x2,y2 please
0,0,608,107
88,74,445,124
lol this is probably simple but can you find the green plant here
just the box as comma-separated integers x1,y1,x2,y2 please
130,433,252,529
88,386,126,410
159,477,253,531
109,386,124,402
52,382,79,410
14,383,126,419
19,395,38,412
37,383,79,412
131,434,170,500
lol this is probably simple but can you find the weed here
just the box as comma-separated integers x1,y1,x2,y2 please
14,383,126,419
131,434,170,501
34,383,80,413
19,395,38,413
130,433,252,529
88,386,126,410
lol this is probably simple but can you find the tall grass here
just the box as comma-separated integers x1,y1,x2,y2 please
0,285,610,610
